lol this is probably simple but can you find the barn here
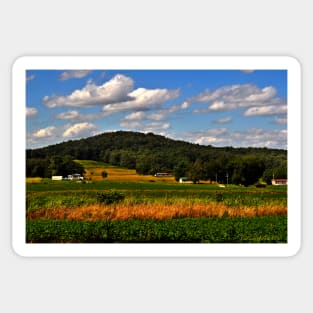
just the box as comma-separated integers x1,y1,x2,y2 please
271,178,287,185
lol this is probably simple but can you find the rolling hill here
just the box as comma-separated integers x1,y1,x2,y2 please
26,131,287,184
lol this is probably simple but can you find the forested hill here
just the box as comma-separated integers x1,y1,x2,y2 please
26,131,287,185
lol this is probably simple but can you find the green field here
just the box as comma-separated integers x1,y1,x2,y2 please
26,161,288,243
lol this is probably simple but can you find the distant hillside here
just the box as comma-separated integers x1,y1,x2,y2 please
26,131,287,185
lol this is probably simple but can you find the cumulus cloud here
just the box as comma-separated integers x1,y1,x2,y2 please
59,70,93,81
26,107,38,118
244,105,287,116
56,110,81,120
102,87,180,115
29,122,98,148
62,122,97,138
171,128,287,149
43,74,181,126
189,84,285,113
43,74,134,108
33,126,57,138
122,111,168,122
120,120,171,133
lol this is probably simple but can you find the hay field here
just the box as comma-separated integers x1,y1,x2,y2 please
76,160,174,182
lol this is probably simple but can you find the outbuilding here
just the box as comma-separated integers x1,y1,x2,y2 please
271,178,287,185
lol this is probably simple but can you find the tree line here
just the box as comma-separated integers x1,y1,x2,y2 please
26,131,287,185
26,155,85,178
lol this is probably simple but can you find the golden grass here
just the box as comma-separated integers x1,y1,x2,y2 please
83,166,175,182
27,202,287,221
26,177,43,183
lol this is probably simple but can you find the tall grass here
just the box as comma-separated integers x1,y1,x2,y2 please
27,199,287,221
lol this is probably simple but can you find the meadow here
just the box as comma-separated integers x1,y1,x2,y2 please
26,161,288,243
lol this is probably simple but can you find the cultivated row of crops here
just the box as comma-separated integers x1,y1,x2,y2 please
26,178,288,243
26,216,287,243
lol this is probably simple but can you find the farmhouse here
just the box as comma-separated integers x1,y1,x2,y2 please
271,178,287,185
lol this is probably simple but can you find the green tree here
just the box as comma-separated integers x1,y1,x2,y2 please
188,160,205,183
231,155,265,186
174,160,189,182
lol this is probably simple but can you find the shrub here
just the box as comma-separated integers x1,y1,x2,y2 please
96,190,125,205
215,192,224,202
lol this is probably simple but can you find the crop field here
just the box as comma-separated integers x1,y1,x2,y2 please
75,160,174,182
26,161,288,243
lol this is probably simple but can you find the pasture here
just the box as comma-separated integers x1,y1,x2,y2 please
26,161,288,243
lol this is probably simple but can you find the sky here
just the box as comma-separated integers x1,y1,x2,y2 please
26,69,287,150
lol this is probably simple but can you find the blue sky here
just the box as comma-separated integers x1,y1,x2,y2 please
26,69,287,149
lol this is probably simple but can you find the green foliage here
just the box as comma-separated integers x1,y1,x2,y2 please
231,155,265,186
26,131,287,185
96,190,125,205
26,216,287,243
27,180,287,210
26,155,85,178
26,192,96,213
187,159,205,183
215,192,224,202
101,170,108,179
262,164,287,184
174,161,189,182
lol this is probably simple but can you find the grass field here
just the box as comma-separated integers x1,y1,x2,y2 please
26,160,288,243
76,160,174,182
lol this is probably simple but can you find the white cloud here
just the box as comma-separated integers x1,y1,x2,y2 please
209,101,237,112
122,111,147,121
26,107,38,118
213,117,232,124
62,122,97,138
180,101,189,109
26,74,35,81
244,86,276,102
275,117,287,124
189,84,285,113
120,120,171,133
56,110,81,120
171,128,287,149
122,111,168,122
28,122,99,148
43,74,134,108
244,105,287,116
33,126,57,138
56,109,112,122
102,87,180,114
59,70,93,81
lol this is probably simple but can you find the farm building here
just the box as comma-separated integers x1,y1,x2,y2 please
51,176,63,181
271,178,287,185
154,172,173,177
67,173,84,180
179,177,193,183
